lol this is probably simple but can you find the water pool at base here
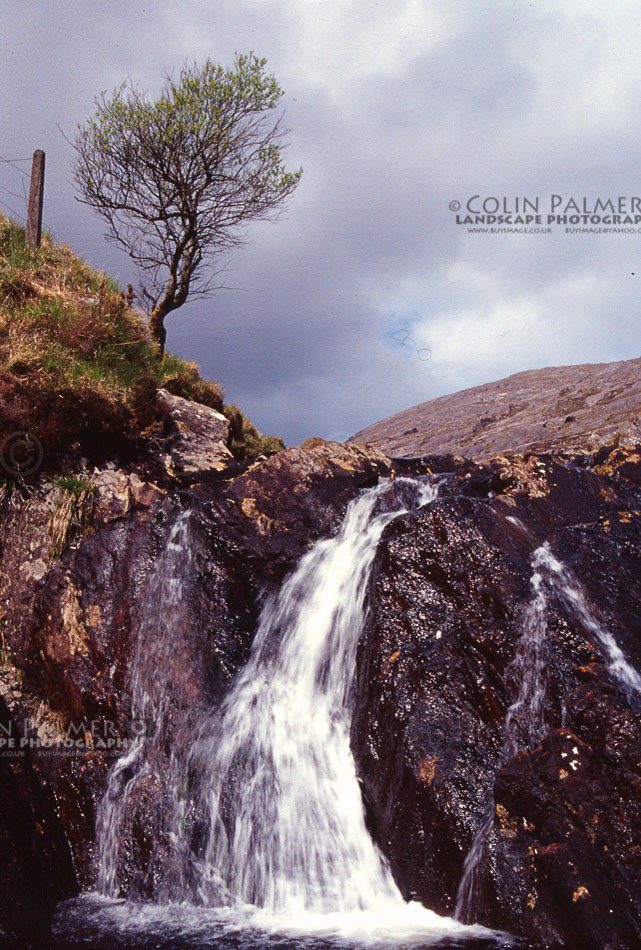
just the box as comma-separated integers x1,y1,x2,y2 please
46,894,527,950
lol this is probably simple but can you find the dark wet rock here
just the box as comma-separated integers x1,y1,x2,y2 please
491,712,641,950
0,465,259,888
352,444,641,948
0,696,76,945
110,770,184,902
218,438,392,576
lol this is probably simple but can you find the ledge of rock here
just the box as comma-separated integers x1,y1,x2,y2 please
219,438,393,573
156,388,232,475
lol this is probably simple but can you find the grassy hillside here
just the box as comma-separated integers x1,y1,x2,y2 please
0,215,283,469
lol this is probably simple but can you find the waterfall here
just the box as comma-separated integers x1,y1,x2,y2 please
532,542,641,699
94,476,495,941
96,511,194,899
93,477,507,943
185,477,440,916
456,538,641,923
503,558,549,757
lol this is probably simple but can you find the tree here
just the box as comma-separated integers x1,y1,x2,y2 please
73,54,302,355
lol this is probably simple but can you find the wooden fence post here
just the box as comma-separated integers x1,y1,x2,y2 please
25,149,45,247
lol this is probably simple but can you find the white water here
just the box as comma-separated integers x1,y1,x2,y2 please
187,478,451,922
96,478,498,944
532,542,641,698
455,545,550,921
503,557,550,758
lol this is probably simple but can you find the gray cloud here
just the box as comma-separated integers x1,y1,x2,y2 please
3,0,641,445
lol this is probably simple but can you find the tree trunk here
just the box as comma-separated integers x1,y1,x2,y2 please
149,309,167,358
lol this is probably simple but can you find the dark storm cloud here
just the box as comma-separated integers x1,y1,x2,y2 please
3,1,641,444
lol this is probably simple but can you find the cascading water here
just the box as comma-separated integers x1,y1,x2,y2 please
97,511,194,899
91,476,499,945
503,554,550,758
532,542,641,699
185,477,448,922
456,538,641,923
455,546,551,922
85,478,500,946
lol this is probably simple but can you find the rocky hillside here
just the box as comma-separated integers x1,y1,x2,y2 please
0,214,283,471
349,357,641,459
2,221,641,948
2,416,641,947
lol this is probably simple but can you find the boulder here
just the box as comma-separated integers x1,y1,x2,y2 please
156,388,232,475
220,438,393,575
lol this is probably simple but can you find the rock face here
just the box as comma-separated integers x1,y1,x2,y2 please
220,437,392,574
0,437,391,903
348,356,641,459
2,404,641,948
0,695,76,945
351,446,641,949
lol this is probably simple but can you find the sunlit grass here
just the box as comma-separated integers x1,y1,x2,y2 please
0,214,282,468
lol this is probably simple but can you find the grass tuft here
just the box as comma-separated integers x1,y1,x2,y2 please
51,474,95,496
224,403,285,459
0,214,283,469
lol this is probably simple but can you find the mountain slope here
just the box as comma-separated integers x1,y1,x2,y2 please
349,357,641,459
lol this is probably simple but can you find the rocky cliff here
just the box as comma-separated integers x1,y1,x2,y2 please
1,390,641,947
348,356,641,459
0,396,391,940
352,446,641,949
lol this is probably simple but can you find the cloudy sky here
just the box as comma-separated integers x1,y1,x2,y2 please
3,1,641,445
